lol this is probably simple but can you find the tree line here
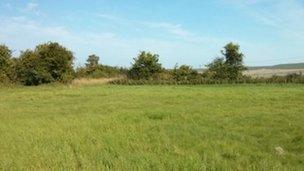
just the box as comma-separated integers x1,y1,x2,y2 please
0,42,303,86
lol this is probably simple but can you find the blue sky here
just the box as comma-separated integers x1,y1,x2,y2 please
0,0,303,68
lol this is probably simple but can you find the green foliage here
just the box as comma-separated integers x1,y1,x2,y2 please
1,42,303,86
0,44,12,83
0,44,12,72
16,50,53,85
13,42,74,85
1,85,304,170
205,42,246,81
86,54,99,68
223,42,246,80
82,54,100,76
172,64,199,81
129,51,163,80
204,58,228,80
76,54,127,79
76,65,127,79
35,42,74,82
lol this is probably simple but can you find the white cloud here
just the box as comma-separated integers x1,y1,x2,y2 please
224,0,304,41
21,2,41,16
25,2,38,11
0,16,73,56
0,16,216,67
96,13,215,43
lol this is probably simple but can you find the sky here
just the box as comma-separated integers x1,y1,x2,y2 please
0,0,303,68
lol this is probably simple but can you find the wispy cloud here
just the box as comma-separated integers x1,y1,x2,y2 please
0,15,213,67
25,2,38,11
224,0,304,41
21,2,42,16
0,16,69,38
96,13,210,43
143,22,192,38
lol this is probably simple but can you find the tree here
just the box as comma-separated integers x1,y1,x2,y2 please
129,51,163,80
17,50,53,85
15,42,74,85
35,42,74,83
205,58,228,80
86,54,100,68
172,64,198,81
85,54,100,75
222,42,246,80
205,42,246,80
0,44,12,82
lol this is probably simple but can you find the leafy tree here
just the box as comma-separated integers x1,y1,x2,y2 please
86,54,100,68
35,42,74,82
172,64,198,81
15,42,74,85
7,57,21,83
0,44,12,82
85,54,100,75
17,50,53,85
222,42,246,80
129,51,163,80
205,42,246,80
205,58,228,80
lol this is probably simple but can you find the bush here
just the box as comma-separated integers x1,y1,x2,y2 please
129,51,163,80
172,64,199,82
0,44,12,83
15,42,74,85
76,65,127,79
35,42,74,83
75,54,127,79
205,42,246,81
2,42,304,86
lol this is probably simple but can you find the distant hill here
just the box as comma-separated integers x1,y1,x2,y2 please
196,62,304,72
248,62,304,70
196,62,304,77
246,62,304,77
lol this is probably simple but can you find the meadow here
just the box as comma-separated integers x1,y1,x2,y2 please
0,84,303,170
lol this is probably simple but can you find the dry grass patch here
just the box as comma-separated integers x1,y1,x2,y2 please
71,78,121,86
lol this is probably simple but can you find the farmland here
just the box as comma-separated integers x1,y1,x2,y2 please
244,69,304,78
0,84,304,170
245,63,304,78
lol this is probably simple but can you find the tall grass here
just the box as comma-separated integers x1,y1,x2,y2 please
0,84,303,170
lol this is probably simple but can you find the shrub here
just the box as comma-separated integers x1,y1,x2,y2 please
35,42,74,83
16,50,52,85
129,51,163,80
0,44,12,83
205,42,246,81
172,64,199,82
15,42,74,85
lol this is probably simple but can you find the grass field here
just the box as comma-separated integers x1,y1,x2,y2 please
0,84,304,170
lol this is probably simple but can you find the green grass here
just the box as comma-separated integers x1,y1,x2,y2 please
0,84,303,170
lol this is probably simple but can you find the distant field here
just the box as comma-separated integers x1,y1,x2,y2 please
0,85,304,170
197,62,304,77
244,69,304,78
245,62,304,78
249,63,304,70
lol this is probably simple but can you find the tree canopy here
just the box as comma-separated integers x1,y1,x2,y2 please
13,42,74,85
172,64,198,81
0,45,12,73
86,54,100,68
222,42,246,80
129,51,163,80
206,42,246,81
